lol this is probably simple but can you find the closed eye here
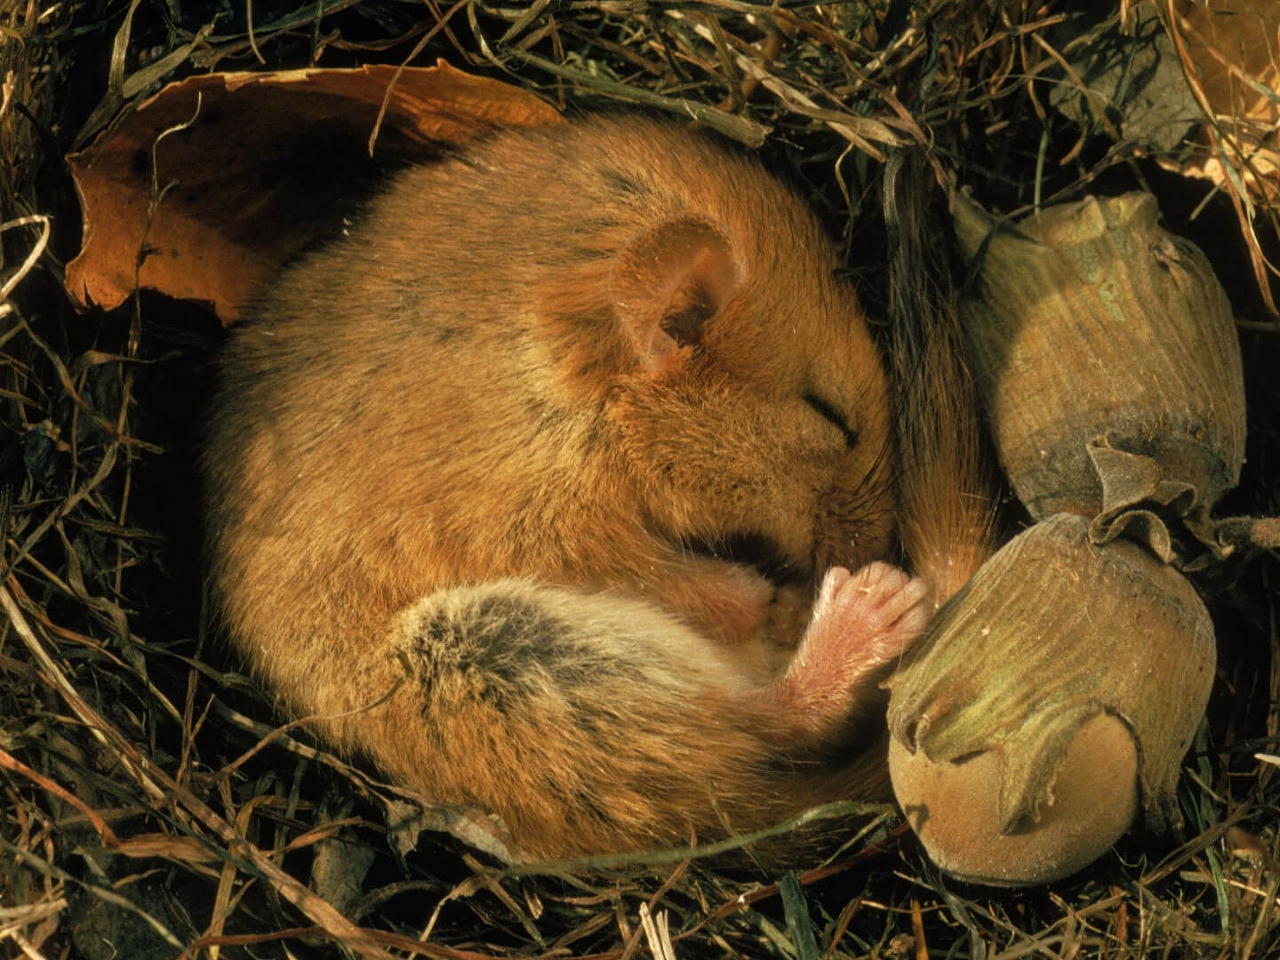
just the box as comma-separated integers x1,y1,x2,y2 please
803,392,860,448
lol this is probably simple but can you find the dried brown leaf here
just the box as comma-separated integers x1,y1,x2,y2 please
64,61,562,323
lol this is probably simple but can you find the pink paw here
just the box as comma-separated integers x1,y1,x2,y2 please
766,562,930,747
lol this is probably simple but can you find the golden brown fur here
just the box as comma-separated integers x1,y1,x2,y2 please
883,153,998,608
202,116,928,860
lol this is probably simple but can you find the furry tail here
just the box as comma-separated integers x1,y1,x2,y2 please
884,150,997,606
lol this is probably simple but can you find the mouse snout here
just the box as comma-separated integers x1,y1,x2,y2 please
811,459,897,574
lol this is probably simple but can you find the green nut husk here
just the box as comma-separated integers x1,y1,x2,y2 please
887,512,1215,838
953,192,1246,557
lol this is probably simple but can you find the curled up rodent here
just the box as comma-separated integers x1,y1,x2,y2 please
202,115,953,860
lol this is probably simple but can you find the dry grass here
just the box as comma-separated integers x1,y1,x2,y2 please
2,1,1278,957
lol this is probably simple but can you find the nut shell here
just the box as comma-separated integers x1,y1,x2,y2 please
952,192,1246,544
889,712,1138,885
887,513,1215,882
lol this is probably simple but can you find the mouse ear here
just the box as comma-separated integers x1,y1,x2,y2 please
610,216,743,372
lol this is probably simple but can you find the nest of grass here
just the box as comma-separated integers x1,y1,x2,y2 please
3,1,1278,957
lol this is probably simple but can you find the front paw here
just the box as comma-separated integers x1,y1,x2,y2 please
762,563,930,747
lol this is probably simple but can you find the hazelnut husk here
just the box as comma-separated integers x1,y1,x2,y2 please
884,191,1248,885
952,191,1246,559
887,513,1215,885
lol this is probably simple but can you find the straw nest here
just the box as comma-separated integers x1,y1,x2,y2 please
2,2,1278,957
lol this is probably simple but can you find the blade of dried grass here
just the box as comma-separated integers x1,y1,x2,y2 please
934,891,1104,960
1238,874,1279,958
201,794,275,960
369,0,472,155
731,55,912,159
188,0,369,67
907,898,927,960
0,836,185,951
1028,30,1121,142
1160,0,1279,317
0,745,120,848
607,822,907,957
123,25,217,101
0,215,48,306
2,428,118,604
491,802,894,878
495,47,769,147
1,580,405,959
459,852,547,947
183,924,516,959
216,697,525,861
498,0,554,47
545,908,614,954
0,896,68,958
637,903,677,960
106,0,141,102
110,831,222,865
